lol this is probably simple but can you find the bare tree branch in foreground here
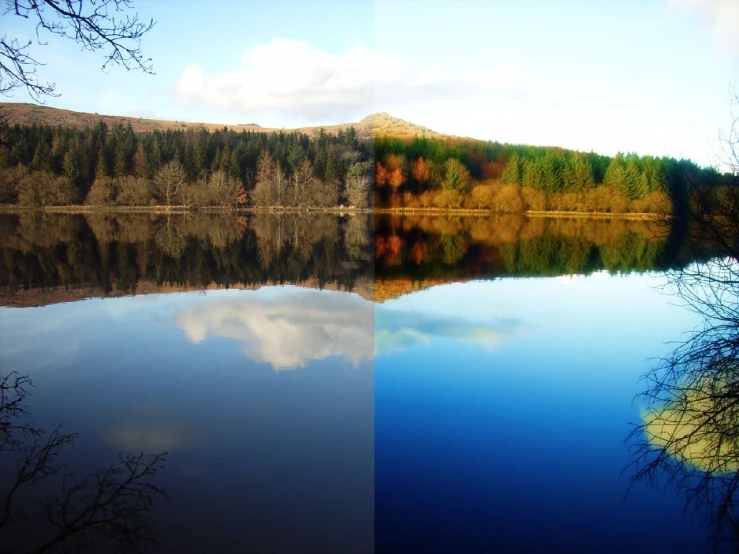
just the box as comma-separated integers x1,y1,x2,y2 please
1,0,155,101
1,371,168,554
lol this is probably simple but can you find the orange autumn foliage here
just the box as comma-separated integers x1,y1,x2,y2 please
375,234,405,265
385,154,407,195
411,157,430,185
410,241,427,265
375,162,389,186
387,234,404,256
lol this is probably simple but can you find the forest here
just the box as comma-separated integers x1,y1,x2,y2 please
373,135,727,214
0,121,372,208
0,119,731,214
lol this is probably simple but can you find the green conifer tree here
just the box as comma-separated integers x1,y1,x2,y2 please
96,146,109,180
31,140,52,172
501,153,522,185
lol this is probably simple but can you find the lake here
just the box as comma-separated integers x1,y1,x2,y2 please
0,212,726,553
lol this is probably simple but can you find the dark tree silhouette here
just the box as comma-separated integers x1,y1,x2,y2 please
1,0,155,100
0,371,168,554
627,257,739,552
627,87,739,553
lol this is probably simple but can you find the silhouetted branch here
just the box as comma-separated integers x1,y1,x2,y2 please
627,273,739,550
1,0,155,101
626,86,739,552
0,371,168,553
37,452,169,554
1,371,52,452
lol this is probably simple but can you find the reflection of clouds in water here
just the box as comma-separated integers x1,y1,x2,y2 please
375,308,523,355
174,287,525,367
105,422,194,452
175,289,374,370
1,338,81,373
104,405,201,453
0,306,92,372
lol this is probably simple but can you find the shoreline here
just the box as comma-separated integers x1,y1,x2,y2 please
0,205,669,219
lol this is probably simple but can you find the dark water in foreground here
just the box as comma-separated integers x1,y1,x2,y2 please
0,213,724,553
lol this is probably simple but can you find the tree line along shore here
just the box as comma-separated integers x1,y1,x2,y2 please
0,120,729,216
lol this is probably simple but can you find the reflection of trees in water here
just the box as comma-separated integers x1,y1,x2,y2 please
628,93,739,552
628,190,739,550
251,213,341,268
0,210,715,303
629,259,739,552
345,215,372,263
375,213,683,280
439,233,468,265
0,213,373,297
0,372,167,553
154,214,188,259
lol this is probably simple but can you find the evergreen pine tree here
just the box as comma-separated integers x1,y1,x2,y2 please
562,152,594,192
604,154,627,192
114,139,128,177
501,153,522,185
132,142,150,179
96,146,109,180
31,140,52,172
63,143,79,184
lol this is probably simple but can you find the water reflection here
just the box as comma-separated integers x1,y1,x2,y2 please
2,211,734,552
630,246,739,550
175,288,373,370
0,211,712,308
104,405,202,453
171,286,519,368
0,212,373,306
0,372,169,554
375,272,706,554
0,285,375,553
375,306,524,355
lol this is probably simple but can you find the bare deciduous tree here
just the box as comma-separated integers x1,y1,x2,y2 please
152,160,185,207
207,170,243,207
345,161,371,209
627,87,739,553
1,0,155,101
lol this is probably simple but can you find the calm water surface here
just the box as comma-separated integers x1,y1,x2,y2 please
0,213,719,553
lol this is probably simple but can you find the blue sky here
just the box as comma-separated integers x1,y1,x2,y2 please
3,0,737,166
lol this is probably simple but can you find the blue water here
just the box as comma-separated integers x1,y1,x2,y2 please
0,272,712,553
375,274,705,553
0,287,374,554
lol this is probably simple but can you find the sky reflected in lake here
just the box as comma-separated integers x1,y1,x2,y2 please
0,212,728,553
0,287,374,554
375,272,707,554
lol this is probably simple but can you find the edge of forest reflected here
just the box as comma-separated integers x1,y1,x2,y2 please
0,206,669,219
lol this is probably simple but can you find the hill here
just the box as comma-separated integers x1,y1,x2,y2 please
0,102,446,141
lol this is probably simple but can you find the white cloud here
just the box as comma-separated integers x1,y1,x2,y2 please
670,0,739,55
172,38,526,123
175,288,374,370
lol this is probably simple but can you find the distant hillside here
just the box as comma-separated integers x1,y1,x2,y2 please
359,112,442,139
0,102,446,141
